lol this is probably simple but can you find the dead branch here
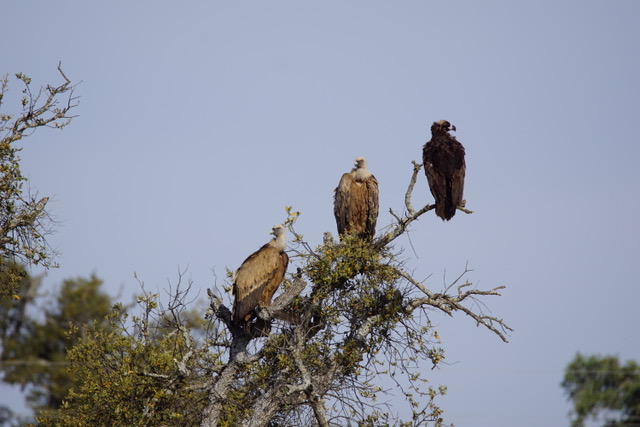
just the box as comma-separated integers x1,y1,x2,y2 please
289,324,330,427
373,161,434,250
7,62,80,142
398,268,512,343
404,160,423,216
374,160,473,250
201,272,309,427
271,269,307,312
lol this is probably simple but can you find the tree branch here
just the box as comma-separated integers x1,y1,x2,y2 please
271,270,307,312
373,161,434,250
374,160,473,250
198,160,498,426
398,268,512,343
404,160,422,216
1,64,79,269
201,273,308,427
290,322,330,427
8,63,79,142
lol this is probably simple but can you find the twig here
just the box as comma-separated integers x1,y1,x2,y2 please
397,267,512,343
373,161,434,250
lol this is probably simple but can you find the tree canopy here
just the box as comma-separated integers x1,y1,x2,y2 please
0,269,112,424
0,67,511,426
562,353,640,427
0,64,79,297
38,165,510,427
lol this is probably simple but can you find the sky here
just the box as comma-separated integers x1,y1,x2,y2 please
2,1,639,425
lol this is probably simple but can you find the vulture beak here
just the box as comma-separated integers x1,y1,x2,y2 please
450,124,457,132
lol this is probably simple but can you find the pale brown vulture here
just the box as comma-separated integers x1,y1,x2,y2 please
232,224,289,329
334,157,379,240
422,120,466,221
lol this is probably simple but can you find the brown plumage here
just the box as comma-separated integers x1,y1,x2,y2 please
334,157,379,240
232,224,289,328
422,120,466,221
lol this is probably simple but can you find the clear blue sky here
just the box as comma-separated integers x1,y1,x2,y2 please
2,1,639,425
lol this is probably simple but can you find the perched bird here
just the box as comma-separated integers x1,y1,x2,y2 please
422,120,466,221
232,224,289,329
333,157,379,240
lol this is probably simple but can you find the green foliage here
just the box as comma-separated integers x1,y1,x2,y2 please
306,234,396,288
0,259,28,299
0,274,112,417
304,234,405,341
40,290,213,426
0,66,507,425
1,207,503,426
208,229,449,426
4,201,502,426
562,353,640,427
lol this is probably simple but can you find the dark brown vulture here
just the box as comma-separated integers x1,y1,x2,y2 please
422,120,466,221
232,224,289,329
334,157,379,240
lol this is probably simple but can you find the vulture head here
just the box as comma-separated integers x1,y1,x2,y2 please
354,156,368,169
271,224,285,237
270,224,287,252
432,120,456,134
353,156,372,181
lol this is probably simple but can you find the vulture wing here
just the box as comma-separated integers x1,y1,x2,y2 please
365,174,379,240
334,172,379,240
334,172,356,237
260,251,289,306
423,138,466,220
450,142,466,212
232,244,288,326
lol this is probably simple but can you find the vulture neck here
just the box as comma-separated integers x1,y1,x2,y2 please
354,167,371,182
271,232,286,253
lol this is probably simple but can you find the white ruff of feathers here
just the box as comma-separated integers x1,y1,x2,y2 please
355,160,371,182
271,226,287,252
